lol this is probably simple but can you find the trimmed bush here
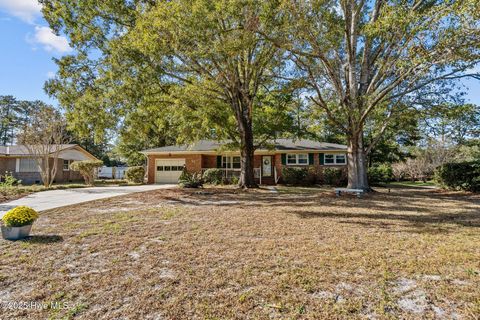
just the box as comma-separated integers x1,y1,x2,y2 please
203,168,224,185
2,206,39,227
323,167,347,186
434,161,480,192
368,164,393,185
0,171,21,187
70,160,103,186
229,175,239,185
178,170,203,188
281,167,309,185
125,166,145,183
306,167,319,185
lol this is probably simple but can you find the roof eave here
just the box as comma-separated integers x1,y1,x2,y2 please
142,148,347,155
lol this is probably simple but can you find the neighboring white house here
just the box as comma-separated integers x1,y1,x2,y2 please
97,166,128,179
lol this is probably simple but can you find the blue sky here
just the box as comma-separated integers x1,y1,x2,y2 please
0,0,479,107
0,0,71,106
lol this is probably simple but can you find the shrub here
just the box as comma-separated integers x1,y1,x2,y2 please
125,166,145,184
281,167,309,185
203,168,224,185
178,170,203,188
2,206,39,227
434,161,480,192
0,171,21,187
368,164,393,185
306,167,319,185
70,160,103,186
0,172,22,196
323,167,347,186
229,175,239,185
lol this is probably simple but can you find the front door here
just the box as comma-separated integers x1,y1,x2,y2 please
262,156,272,177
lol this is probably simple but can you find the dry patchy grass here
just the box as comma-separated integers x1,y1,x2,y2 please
0,186,479,319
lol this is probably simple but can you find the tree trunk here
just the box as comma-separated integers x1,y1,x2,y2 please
42,156,50,188
49,158,58,187
347,131,370,191
237,114,257,188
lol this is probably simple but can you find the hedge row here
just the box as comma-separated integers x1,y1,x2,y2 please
434,161,480,192
281,167,347,186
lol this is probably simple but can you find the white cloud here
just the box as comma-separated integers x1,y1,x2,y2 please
0,0,41,24
31,26,72,53
0,0,72,54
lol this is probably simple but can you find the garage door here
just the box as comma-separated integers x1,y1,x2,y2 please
155,159,185,184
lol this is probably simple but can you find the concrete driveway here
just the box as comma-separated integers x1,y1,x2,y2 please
0,184,176,217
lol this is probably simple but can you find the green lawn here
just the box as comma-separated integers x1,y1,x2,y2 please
388,180,437,187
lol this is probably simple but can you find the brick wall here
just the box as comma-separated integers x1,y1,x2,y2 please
0,157,16,174
274,153,347,183
202,155,217,169
146,152,347,184
274,154,283,179
54,159,83,182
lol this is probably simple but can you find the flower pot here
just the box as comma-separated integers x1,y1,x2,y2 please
1,224,33,241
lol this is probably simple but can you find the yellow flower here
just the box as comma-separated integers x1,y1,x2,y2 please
2,206,39,227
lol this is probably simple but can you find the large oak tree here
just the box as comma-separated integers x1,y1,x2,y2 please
266,0,480,190
42,0,286,188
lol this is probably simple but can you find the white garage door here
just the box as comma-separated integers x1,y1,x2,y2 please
155,159,185,184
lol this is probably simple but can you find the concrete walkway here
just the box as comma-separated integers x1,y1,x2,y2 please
0,184,175,217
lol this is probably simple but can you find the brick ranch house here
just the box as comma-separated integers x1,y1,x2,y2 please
0,144,98,184
142,139,347,185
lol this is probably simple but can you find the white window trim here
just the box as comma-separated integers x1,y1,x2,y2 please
324,153,347,165
63,159,70,171
286,153,309,166
222,156,241,170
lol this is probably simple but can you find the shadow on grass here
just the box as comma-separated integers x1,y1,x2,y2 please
161,187,480,232
292,210,480,230
384,184,433,190
23,235,63,244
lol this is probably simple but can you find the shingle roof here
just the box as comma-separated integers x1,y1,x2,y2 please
0,144,79,156
142,139,347,153
271,139,347,151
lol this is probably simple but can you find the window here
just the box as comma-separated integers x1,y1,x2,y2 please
63,160,70,171
298,154,308,164
286,153,309,165
325,154,335,164
287,154,297,165
222,156,241,169
157,165,184,172
324,154,347,165
18,158,40,173
336,154,346,164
